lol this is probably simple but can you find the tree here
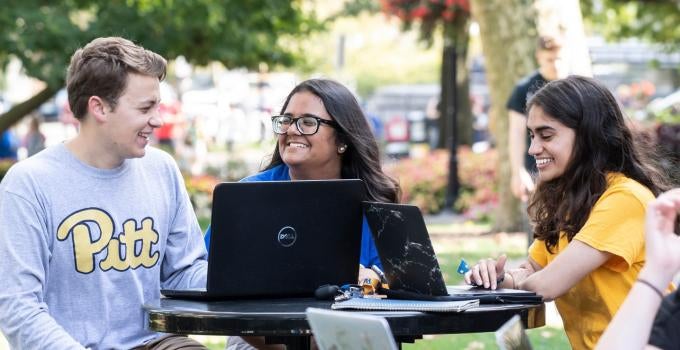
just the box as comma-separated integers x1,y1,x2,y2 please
378,0,472,211
469,0,537,231
0,0,320,133
380,0,473,147
583,0,680,50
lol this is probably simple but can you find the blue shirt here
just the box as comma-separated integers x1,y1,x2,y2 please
203,164,382,269
0,131,18,160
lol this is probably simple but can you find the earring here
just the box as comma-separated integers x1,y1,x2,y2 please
338,145,347,154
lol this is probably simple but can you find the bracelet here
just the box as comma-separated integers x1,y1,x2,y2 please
637,279,664,299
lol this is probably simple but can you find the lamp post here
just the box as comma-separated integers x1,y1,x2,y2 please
441,44,460,211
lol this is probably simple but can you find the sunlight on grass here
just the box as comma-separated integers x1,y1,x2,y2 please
401,326,570,349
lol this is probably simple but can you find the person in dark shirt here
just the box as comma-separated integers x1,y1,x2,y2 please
507,35,566,203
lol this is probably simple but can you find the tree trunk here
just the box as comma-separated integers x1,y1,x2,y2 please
470,0,537,232
441,45,460,209
438,16,471,210
0,85,60,133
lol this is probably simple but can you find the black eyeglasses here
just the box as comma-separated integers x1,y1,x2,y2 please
271,114,339,135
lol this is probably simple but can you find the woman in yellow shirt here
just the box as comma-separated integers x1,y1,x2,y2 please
465,75,671,349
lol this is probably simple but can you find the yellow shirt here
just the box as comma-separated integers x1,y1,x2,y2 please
529,173,655,350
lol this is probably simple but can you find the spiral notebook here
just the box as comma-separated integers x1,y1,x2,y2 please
331,297,479,312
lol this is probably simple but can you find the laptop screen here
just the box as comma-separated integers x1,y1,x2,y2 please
496,315,533,350
363,201,449,296
207,180,365,298
306,307,399,350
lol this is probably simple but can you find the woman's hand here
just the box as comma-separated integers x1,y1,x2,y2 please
358,265,380,284
464,254,507,290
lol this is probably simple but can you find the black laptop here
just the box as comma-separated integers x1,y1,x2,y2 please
363,202,541,303
162,180,365,299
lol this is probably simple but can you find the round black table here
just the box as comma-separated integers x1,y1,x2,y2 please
144,297,545,349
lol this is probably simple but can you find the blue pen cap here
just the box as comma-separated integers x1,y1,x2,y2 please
457,259,471,274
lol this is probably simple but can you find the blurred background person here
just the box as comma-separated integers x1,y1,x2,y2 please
0,129,18,161
507,35,567,242
23,116,46,157
425,96,440,150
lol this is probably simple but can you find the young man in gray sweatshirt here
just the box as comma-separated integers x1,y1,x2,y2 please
0,37,208,349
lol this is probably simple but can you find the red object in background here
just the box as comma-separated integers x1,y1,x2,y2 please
380,0,469,21
385,116,409,142
154,101,181,141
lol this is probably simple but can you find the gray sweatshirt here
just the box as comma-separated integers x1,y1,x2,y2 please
0,143,207,349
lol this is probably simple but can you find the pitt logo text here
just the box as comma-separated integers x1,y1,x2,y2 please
57,208,159,273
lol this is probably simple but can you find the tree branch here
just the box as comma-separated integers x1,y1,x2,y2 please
0,84,60,133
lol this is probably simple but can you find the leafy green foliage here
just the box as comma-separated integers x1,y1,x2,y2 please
0,0,321,132
583,0,680,49
0,0,319,86
331,0,382,20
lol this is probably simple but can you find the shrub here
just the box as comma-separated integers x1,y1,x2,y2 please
455,147,499,222
385,147,498,221
184,173,220,218
385,150,449,214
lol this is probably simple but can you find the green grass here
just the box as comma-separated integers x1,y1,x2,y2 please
198,216,211,232
205,342,226,350
197,327,570,350
401,327,569,350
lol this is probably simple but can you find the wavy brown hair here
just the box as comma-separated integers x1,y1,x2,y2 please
527,76,670,253
66,37,166,120
264,79,400,203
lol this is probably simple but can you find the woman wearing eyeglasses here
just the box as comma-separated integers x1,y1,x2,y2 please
205,79,400,350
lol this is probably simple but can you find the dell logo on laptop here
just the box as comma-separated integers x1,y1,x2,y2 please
277,226,297,247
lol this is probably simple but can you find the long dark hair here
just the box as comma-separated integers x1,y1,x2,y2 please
527,75,670,252
265,79,400,203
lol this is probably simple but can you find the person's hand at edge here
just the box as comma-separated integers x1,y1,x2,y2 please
641,188,680,288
